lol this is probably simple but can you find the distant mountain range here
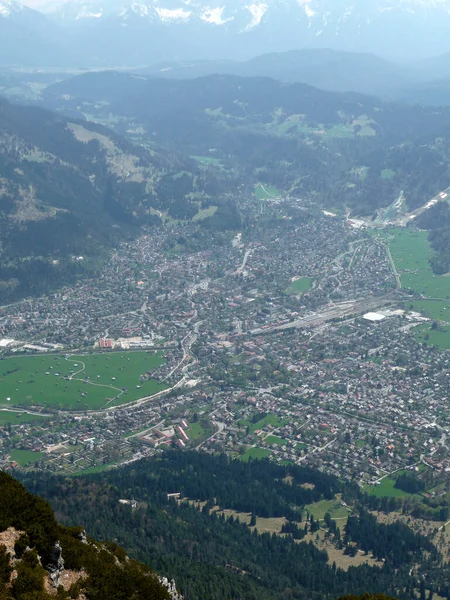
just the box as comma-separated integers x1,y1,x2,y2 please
5,0,450,67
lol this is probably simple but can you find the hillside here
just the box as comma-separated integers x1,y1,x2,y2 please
44,72,450,216
0,470,175,600
0,97,226,302
19,451,441,600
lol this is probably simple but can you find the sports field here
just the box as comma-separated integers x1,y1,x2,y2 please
0,351,167,411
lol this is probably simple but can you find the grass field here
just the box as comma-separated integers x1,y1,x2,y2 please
306,499,350,521
381,169,396,181
378,228,450,319
192,206,218,221
0,410,46,425
286,277,312,295
240,413,288,434
239,447,272,462
413,324,450,349
9,449,45,466
186,422,206,441
265,435,288,446
255,183,280,200
365,477,411,498
0,352,167,411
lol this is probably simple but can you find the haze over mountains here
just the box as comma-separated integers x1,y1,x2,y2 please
5,0,450,67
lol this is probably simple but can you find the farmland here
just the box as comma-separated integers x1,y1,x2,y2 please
0,351,167,411
378,228,450,319
0,410,46,425
413,323,450,349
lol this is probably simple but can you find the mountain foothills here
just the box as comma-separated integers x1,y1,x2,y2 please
0,98,227,302
44,71,450,215
6,0,450,66
0,470,176,600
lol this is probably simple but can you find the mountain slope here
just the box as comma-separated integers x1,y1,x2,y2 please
0,0,68,66
0,470,174,600
140,50,417,97
43,72,450,217
0,97,223,302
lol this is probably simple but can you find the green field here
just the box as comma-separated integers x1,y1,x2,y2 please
9,449,45,466
265,435,288,446
0,410,46,426
186,421,206,441
381,169,396,181
255,183,280,200
365,477,411,498
191,155,224,167
306,499,350,520
409,300,450,321
414,324,450,349
381,228,431,271
378,228,450,318
239,413,288,434
192,206,218,221
286,277,313,295
239,447,272,462
0,352,167,411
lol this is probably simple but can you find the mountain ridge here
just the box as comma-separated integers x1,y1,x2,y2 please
5,0,450,66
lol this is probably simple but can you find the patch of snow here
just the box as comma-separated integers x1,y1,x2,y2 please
200,5,232,25
243,2,267,30
155,6,191,21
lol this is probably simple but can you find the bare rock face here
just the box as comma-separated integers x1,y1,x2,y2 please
48,541,65,587
159,577,183,600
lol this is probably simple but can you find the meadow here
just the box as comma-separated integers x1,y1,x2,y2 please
9,449,45,466
379,228,450,318
365,477,411,498
306,499,350,521
413,323,450,350
255,183,280,199
0,351,167,411
0,410,46,425
239,447,272,462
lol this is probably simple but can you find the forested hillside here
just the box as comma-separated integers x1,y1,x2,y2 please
20,451,442,600
44,73,450,216
0,98,228,302
0,470,172,600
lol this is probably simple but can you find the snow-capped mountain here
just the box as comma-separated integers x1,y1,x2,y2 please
0,0,66,65
4,0,450,67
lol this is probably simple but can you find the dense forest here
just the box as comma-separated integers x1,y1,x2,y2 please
19,451,445,600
